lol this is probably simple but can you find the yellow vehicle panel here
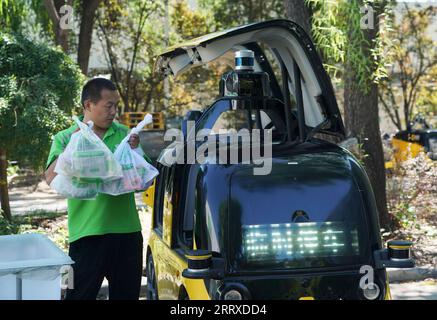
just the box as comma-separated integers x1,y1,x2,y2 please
148,231,210,300
143,180,155,208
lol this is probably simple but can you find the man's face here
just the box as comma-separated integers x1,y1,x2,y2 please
85,89,120,129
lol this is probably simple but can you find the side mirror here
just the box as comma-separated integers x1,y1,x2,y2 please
182,110,203,138
374,240,415,269
182,250,224,280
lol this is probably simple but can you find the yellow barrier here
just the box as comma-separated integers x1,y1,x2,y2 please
120,112,165,130
392,138,424,163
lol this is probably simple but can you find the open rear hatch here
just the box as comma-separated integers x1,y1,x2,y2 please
155,19,345,138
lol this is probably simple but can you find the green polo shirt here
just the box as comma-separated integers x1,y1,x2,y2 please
46,118,149,243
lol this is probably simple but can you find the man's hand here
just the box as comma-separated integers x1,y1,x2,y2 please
128,134,140,149
45,159,58,186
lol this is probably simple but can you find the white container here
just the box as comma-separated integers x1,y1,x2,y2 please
0,234,74,300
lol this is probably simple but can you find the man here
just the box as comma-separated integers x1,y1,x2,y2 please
45,78,149,300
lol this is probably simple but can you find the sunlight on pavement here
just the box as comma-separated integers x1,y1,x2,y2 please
390,280,437,300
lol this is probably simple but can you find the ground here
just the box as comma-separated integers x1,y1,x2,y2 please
390,279,437,300
1,178,436,300
384,156,437,267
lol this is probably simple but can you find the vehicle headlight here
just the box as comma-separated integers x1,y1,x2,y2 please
224,289,243,300
362,283,381,300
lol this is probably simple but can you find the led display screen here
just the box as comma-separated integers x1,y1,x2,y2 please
242,221,360,263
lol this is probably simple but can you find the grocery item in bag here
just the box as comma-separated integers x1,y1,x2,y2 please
50,174,98,200
100,114,159,195
55,116,122,181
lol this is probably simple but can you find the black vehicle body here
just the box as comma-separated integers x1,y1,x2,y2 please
145,19,414,300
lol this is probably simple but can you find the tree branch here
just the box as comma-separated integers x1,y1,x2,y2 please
42,0,71,52
77,0,103,74
379,91,402,130
125,3,153,112
96,15,125,111
42,0,60,24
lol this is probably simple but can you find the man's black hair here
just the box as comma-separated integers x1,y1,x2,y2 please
81,77,117,108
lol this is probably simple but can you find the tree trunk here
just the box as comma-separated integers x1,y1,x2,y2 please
344,5,392,229
344,69,391,228
43,0,72,52
122,93,130,114
77,0,102,75
283,0,313,37
0,149,11,221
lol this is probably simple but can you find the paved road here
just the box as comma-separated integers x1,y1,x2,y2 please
390,280,437,300
8,181,67,215
7,181,146,216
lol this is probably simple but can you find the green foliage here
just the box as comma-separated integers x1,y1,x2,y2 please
27,0,56,42
0,0,27,31
307,0,346,70
6,160,19,176
379,5,437,130
164,0,225,116
306,0,395,92
96,0,165,113
0,33,83,170
0,214,19,235
0,0,51,37
199,0,284,30
342,0,373,90
393,202,417,229
171,0,214,40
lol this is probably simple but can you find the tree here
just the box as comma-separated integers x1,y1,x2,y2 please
166,0,284,117
41,0,103,74
283,0,312,36
0,33,83,220
341,1,393,228
77,0,103,74
172,0,213,39
285,0,394,228
96,0,164,113
0,0,27,31
199,0,285,29
2,0,103,75
166,0,222,117
379,5,437,131
42,0,73,52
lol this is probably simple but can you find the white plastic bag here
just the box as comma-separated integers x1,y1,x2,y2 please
55,116,122,181
50,174,98,200
100,114,159,195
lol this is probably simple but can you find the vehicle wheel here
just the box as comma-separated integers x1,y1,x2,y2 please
146,254,159,300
